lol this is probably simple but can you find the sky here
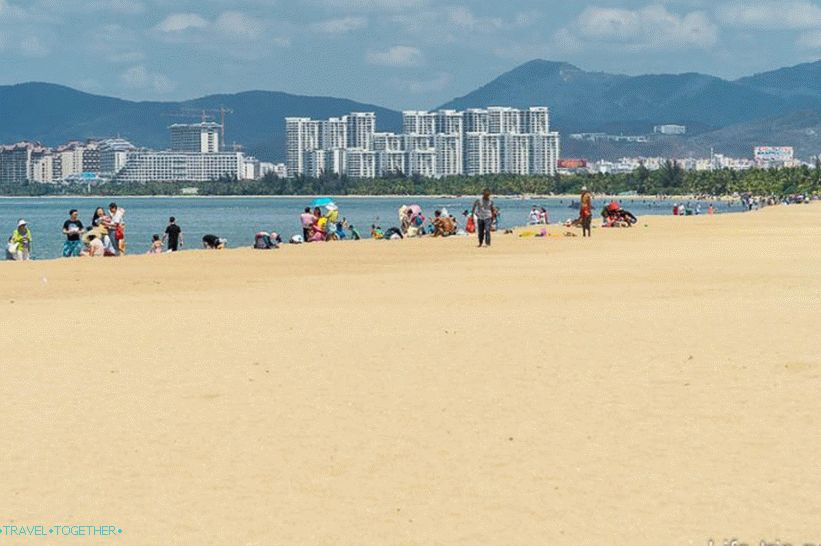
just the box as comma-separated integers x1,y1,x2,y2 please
1,0,820,109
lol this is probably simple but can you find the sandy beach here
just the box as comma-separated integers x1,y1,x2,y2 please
1,204,819,545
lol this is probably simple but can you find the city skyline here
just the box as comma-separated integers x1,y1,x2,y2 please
1,1,821,109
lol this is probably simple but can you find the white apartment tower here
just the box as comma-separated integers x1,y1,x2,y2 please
408,149,436,178
488,107,522,134
531,134,560,176
465,133,502,176
286,117,321,177
503,134,531,175
345,149,376,178
170,122,221,153
346,112,376,150
435,110,464,136
403,111,436,135
284,106,559,179
321,118,347,150
435,133,463,177
523,107,549,135
464,109,490,133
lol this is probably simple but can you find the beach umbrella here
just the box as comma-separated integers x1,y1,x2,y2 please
311,197,334,207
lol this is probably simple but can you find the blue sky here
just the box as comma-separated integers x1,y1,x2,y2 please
1,0,820,109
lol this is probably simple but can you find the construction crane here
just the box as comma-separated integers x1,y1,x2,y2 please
161,106,235,150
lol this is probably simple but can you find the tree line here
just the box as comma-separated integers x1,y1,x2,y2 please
2,161,820,197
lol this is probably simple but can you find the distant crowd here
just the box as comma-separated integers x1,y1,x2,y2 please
6,189,813,261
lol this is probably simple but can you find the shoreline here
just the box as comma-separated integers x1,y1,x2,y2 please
1,205,794,266
0,193,739,201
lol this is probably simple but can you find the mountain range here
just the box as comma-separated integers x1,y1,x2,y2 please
1,59,820,162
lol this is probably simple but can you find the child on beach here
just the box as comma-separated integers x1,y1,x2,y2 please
147,235,164,255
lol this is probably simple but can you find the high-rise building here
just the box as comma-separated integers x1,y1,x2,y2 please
99,138,136,176
403,111,436,136
285,117,321,177
346,113,375,150
0,143,36,184
465,133,502,176
503,134,531,175
531,133,560,176
408,149,436,178
377,150,406,177
170,122,221,153
321,118,347,150
373,132,403,152
435,110,464,136
523,107,549,135
488,107,522,134
464,109,490,133
435,133,463,177
283,105,559,179
307,150,327,178
345,149,376,178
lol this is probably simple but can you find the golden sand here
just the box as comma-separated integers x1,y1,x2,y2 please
1,204,820,545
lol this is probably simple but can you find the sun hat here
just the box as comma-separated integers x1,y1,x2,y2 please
17,219,27,227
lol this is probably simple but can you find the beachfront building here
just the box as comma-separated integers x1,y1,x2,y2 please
286,117,321,177
435,133,463,177
345,149,376,179
322,118,347,150
403,111,436,136
99,138,136,177
284,106,559,179
115,151,246,183
170,122,221,153
346,112,376,150
465,133,502,176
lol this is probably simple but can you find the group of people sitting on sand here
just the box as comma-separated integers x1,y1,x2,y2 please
367,204,495,240
298,203,361,243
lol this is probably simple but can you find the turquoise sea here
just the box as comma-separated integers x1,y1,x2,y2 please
0,196,746,260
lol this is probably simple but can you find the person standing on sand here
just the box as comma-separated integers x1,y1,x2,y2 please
9,219,33,260
62,209,85,258
579,186,593,237
107,202,125,255
163,217,183,252
472,189,497,248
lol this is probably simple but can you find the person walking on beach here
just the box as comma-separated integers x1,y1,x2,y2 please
9,219,33,260
472,189,497,248
62,209,85,258
580,186,593,238
163,217,183,252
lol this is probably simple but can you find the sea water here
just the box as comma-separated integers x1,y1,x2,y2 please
0,196,746,260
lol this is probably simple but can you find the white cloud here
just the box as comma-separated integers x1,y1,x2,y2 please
310,16,367,34
366,45,423,66
718,1,821,29
556,5,718,51
155,13,208,33
120,65,175,93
